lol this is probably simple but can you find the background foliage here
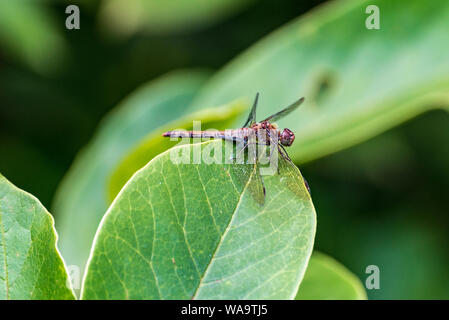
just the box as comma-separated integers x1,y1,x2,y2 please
0,0,448,299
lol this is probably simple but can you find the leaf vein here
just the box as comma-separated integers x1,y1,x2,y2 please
191,164,257,299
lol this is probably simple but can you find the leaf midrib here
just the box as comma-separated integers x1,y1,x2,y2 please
191,161,257,299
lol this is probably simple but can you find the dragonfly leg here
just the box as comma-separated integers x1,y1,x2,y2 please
234,141,268,164
277,145,288,174
278,144,294,164
231,141,248,162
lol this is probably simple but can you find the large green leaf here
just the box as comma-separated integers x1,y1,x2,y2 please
0,174,75,300
53,71,210,278
107,101,246,202
99,0,256,36
191,0,449,164
82,140,315,299
295,252,366,300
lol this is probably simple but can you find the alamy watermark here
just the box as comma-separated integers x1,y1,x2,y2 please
365,265,380,290
66,265,81,290
365,5,380,30
65,5,80,30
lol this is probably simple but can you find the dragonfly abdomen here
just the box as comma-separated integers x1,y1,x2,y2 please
162,129,252,141
162,130,226,139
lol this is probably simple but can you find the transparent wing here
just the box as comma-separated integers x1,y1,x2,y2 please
261,97,304,123
242,92,259,127
277,144,311,196
247,162,266,206
231,140,266,206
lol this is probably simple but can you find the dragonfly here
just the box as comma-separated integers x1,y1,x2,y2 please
162,93,310,203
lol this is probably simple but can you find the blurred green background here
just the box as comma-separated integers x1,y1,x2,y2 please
0,0,448,299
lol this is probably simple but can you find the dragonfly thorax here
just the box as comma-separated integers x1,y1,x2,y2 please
249,121,294,147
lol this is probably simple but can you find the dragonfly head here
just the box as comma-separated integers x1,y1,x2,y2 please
280,128,295,146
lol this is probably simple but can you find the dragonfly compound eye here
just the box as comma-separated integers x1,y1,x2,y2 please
280,128,295,146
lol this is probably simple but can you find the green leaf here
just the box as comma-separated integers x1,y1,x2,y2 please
53,71,210,279
81,140,316,299
0,174,75,300
295,252,366,300
99,0,256,36
107,101,247,202
191,0,449,164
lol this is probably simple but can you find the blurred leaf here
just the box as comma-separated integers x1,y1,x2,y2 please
295,252,366,300
0,174,75,300
82,141,315,299
320,206,449,299
99,0,256,37
299,110,449,299
191,0,449,163
0,1,66,74
107,101,246,201
53,71,210,280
